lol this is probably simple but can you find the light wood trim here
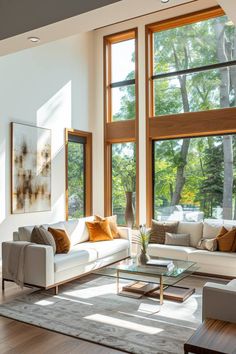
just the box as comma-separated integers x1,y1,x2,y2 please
104,28,139,225
106,120,136,143
65,128,92,220
104,29,136,44
147,6,224,33
149,108,236,140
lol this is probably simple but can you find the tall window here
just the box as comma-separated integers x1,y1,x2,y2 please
148,11,236,117
105,30,137,122
104,29,139,226
153,135,236,221
112,142,136,225
65,130,92,220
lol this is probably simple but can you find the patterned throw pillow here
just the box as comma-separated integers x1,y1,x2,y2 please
149,220,179,244
31,226,56,254
165,233,190,247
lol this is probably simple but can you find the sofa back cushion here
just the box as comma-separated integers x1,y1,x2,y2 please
177,222,203,247
18,225,35,241
203,219,236,239
63,216,94,246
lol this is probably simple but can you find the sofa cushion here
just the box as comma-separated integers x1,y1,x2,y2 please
54,246,98,273
78,239,129,259
148,244,196,261
18,226,35,241
177,221,203,247
64,216,94,245
188,249,236,268
203,220,223,239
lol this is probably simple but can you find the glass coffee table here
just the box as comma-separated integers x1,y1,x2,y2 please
94,257,198,304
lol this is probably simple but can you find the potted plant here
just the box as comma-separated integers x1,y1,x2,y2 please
133,224,151,264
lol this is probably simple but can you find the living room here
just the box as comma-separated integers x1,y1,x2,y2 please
1,0,236,353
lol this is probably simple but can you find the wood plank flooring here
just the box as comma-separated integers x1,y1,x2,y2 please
0,279,125,354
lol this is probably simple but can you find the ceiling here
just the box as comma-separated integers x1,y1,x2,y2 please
0,0,122,40
0,0,227,57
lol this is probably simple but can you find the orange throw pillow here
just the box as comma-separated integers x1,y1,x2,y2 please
86,219,113,242
216,227,236,252
48,227,71,254
95,215,120,239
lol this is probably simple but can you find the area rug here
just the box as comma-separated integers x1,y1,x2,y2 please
0,275,223,354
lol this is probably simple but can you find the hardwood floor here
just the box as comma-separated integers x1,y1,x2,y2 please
0,279,125,354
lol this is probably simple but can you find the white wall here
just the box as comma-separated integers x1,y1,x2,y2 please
92,0,218,224
0,32,94,246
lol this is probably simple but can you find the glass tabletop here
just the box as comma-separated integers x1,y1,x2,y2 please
93,256,198,287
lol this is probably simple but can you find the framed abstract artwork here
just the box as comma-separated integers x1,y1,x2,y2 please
11,122,51,214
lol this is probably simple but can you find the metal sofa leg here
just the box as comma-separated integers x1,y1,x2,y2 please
2,279,5,291
54,285,59,295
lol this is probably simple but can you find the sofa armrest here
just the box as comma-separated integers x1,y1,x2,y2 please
202,282,236,323
2,242,54,288
118,227,132,255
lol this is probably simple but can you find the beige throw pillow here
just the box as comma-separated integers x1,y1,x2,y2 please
197,238,217,252
165,233,190,247
149,220,179,244
31,226,56,254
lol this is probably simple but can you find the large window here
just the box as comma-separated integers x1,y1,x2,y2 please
149,11,236,117
153,135,236,221
65,130,92,220
112,142,136,226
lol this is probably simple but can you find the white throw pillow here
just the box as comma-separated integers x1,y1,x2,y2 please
203,220,223,239
177,222,203,247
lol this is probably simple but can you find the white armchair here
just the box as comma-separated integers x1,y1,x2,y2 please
202,279,236,324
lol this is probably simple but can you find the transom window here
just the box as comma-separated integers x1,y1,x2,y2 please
148,11,236,117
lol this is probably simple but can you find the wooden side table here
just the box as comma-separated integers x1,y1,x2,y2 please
184,319,236,354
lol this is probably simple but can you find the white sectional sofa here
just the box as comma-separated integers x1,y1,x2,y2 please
148,219,236,277
2,217,131,293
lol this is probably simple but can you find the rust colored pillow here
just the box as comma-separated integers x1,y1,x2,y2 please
95,215,120,239
48,227,71,254
216,227,236,252
86,219,113,242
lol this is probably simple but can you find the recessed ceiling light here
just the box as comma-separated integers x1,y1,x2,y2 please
161,0,170,3
28,36,40,43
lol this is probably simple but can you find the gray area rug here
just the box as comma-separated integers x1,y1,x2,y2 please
0,275,219,354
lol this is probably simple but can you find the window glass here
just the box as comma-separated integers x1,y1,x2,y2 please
111,39,135,82
153,135,236,221
112,142,136,226
152,15,236,116
153,16,235,74
67,140,85,219
112,84,136,121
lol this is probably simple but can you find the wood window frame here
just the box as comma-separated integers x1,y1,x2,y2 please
145,6,236,225
65,128,92,220
104,28,139,226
